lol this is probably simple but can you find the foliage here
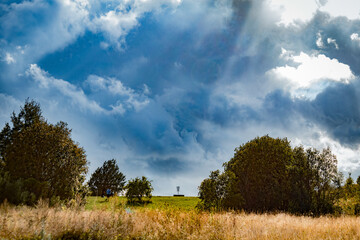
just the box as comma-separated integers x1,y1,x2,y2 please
197,170,229,211
335,173,360,215
344,173,356,197
88,159,126,196
0,100,88,205
198,135,342,215
287,146,313,214
335,197,359,215
306,147,340,215
125,176,153,204
223,136,294,212
0,172,38,205
289,146,341,215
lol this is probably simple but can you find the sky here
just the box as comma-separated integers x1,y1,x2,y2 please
1,0,360,196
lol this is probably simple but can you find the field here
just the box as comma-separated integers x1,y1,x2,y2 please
85,196,200,211
1,196,360,239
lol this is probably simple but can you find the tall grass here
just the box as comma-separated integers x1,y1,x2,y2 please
1,200,360,239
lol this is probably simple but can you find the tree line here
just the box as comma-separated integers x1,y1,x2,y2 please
197,135,360,215
0,100,152,205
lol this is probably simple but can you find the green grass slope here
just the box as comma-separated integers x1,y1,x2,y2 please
85,196,200,211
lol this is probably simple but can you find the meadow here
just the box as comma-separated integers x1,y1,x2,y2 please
1,196,360,240
85,196,200,211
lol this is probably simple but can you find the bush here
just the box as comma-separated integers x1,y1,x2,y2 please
125,176,153,204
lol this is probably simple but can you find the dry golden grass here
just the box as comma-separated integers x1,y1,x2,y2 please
1,200,360,240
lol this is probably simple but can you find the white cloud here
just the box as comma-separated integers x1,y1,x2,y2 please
86,75,129,95
109,103,126,115
89,0,182,49
269,0,360,26
157,0,233,47
26,64,104,113
268,0,318,25
316,32,324,48
327,38,339,49
320,0,360,20
350,33,360,46
90,9,137,48
27,66,150,115
4,52,15,64
351,33,360,41
143,84,150,95
269,51,354,99
16,46,25,54
316,35,339,49
86,75,150,113
174,61,183,69
109,79,134,96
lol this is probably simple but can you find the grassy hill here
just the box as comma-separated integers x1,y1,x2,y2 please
85,196,200,211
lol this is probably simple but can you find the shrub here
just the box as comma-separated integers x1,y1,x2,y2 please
125,176,153,204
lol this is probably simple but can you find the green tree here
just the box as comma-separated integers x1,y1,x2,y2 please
287,146,313,214
344,173,355,198
0,100,88,205
0,99,42,172
305,147,340,215
125,176,153,203
197,170,229,210
88,159,126,196
289,146,341,215
0,123,11,173
356,176,360,199
223,135,293,212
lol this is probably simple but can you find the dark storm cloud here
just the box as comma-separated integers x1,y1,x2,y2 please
299,82,360,147
298,11,360,74
146,157,187,175
263,90,295,121
258,81,360,148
